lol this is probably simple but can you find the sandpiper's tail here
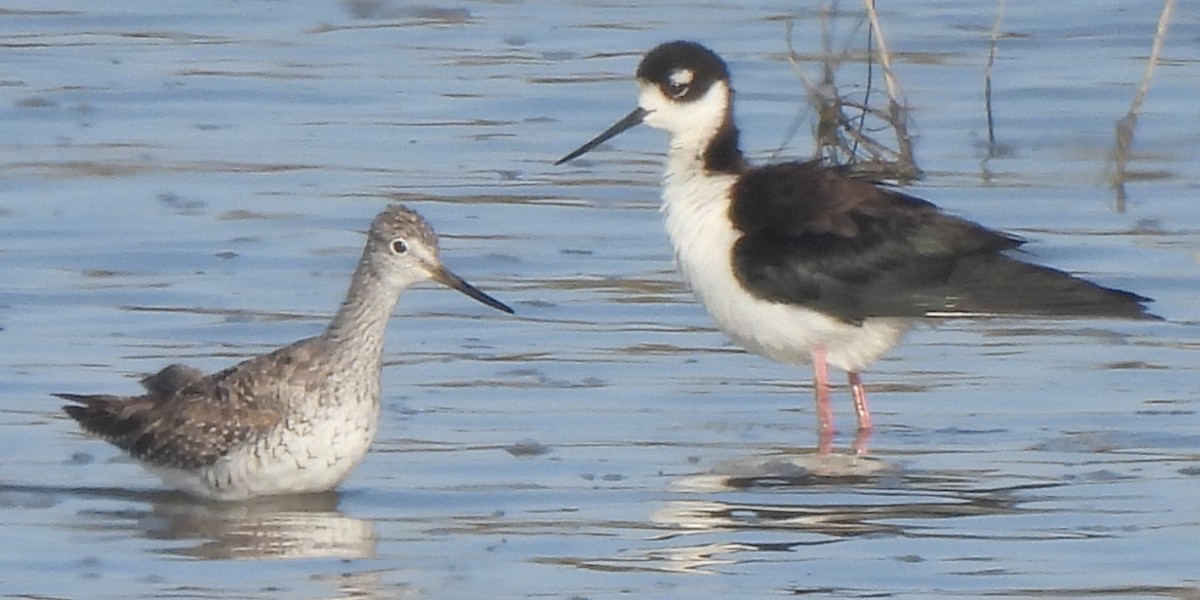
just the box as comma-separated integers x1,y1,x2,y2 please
58,363,206,451
57,392,216,470
57,393,144,444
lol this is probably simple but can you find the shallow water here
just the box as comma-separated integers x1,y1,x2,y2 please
2,1,1199,598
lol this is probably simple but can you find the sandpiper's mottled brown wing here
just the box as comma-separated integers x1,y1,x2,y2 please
138,364,205,397
58,339,333,470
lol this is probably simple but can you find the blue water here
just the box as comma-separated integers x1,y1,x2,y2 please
2,1,1198,598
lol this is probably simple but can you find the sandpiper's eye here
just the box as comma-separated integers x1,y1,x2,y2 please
390,239,408,254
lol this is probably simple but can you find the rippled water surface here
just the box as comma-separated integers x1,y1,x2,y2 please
3,1,1199,598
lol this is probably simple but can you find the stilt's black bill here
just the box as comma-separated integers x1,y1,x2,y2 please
554,107,647,165
433,267,514,314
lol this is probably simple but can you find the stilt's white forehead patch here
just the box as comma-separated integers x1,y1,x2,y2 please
669,68,695,87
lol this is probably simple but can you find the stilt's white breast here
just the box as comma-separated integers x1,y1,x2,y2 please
660,159,910,373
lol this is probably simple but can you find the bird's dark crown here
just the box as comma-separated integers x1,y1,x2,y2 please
636,40,730,103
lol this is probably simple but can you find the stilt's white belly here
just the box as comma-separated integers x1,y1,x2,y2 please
661,170,911,373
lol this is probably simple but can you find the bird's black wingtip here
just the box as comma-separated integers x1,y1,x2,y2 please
1135,306,1165,322
1113,288,1161,321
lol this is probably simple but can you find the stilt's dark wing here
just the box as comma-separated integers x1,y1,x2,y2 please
729,160,1155,323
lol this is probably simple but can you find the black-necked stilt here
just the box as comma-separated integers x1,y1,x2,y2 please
557,41,1156,450
58,205,512,500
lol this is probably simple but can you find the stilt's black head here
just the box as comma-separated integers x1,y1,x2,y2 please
635,40,730,105
556,41,742,173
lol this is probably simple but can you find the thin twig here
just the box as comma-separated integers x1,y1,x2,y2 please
861,0,916,176
861,0,899,104
984,0,1006,156
1111,0,1176,211
782,1,918,180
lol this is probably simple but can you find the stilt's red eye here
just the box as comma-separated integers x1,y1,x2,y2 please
390,239,408,254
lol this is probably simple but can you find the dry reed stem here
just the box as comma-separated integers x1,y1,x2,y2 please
784,1,918,181
1111,0,1176,210
984,0,1007,157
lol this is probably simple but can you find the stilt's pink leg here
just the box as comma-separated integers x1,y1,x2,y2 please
848,371,872,431
817,426,834,456
851,422,872,457
812,348,834,439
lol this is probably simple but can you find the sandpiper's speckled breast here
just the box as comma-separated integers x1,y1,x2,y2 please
150,367,381,501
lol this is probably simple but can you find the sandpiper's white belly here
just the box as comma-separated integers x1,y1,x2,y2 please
149,398,380,502
661,168,911,373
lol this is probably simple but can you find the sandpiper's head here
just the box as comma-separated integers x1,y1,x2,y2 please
556,41,734,165
367,205,512,314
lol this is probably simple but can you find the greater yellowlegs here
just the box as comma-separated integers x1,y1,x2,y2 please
58,204,513,500
557,41,1156,450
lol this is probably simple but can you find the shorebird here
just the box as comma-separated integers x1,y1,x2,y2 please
57,204,513,500
556,41,1156,450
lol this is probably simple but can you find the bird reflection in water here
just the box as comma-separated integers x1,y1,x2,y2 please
71,489,377,560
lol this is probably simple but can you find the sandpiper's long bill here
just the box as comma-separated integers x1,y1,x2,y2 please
58,204,512,500
558,40,1156,452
